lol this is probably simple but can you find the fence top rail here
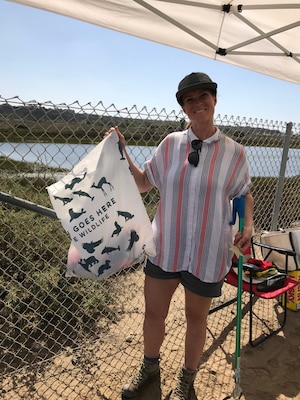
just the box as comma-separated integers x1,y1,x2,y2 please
0,94,299,132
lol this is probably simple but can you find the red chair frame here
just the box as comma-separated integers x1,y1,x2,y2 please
209,240,299,347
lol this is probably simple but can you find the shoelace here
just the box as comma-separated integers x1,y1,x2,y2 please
132,362,157,385
173,372,193,398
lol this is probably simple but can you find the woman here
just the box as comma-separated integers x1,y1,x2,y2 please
107,72,253,400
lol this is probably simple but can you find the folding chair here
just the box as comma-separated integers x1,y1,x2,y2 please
210,240,299,347
260,229,300,270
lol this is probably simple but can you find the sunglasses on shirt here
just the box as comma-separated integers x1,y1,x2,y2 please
188,140,203,167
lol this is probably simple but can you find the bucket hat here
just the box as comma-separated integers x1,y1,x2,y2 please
176,72,217,105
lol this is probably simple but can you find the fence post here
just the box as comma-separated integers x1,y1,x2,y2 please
0,191,57,219
270,122,293,231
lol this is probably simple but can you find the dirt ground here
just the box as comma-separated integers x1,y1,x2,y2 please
2,268,300,400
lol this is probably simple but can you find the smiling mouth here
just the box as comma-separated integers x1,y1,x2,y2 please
194,107,206,113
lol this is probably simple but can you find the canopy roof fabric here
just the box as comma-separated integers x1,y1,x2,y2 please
10,0,300,84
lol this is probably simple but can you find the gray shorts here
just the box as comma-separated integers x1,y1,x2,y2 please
144,259,224,298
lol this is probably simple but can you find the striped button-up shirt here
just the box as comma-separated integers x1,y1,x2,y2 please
144,127,251,283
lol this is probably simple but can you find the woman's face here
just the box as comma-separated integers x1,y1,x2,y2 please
182,89,216,124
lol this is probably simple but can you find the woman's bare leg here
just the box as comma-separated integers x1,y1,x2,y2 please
184,289,212,370
143,275,180,358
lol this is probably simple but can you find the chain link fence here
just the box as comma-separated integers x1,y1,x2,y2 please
0,95,300,400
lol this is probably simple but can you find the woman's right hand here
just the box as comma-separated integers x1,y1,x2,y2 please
106,126,151,193
105,126,126,149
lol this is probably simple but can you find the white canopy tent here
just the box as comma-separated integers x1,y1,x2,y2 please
6,0,300,232
9,0,300,84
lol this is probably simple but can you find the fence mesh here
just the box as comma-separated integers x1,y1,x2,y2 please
0,95,300,400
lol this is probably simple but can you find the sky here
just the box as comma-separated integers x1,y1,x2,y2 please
1,1,299,124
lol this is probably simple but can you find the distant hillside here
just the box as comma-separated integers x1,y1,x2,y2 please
1,103,298,148
0,103,181,144
0,103,134,124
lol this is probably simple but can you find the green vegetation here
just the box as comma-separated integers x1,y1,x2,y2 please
0,160,126,356
0,155,67,174
251,175,300,229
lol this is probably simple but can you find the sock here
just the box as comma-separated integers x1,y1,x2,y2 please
182,366,197,373
144,355,160,364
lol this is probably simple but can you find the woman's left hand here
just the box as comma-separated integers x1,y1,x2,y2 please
233,225,252,254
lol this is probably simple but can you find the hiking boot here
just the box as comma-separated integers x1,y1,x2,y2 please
170,367,197,400
122,360,160,399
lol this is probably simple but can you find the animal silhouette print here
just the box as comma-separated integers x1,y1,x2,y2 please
54,195,73,205
117,210,134,221
78,256,98,272
82,238,103,254
65,172,87,190
91,177,114,196
69,208,86,222
73,190,94,201
127,230,140,251
101,246,120,255
118,140,125,160
111,221,122,237
97,260,111,276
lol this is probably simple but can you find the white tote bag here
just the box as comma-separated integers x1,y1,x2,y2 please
47,130,156,280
